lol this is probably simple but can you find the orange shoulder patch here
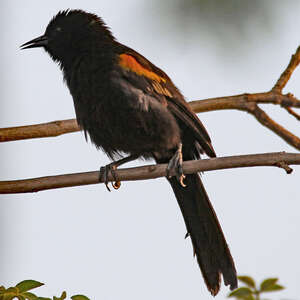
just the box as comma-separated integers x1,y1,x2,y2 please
119,54,166,83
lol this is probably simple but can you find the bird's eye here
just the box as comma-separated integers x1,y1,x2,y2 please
56,27,62,32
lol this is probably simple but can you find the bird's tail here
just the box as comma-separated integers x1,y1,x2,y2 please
168,173,237,296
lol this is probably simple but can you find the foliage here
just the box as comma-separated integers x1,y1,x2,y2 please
228,276,284,300
0,276,285,299
147,0,276,44
0,280,90,300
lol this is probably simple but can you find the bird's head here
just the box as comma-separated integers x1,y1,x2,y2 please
21,9,115,66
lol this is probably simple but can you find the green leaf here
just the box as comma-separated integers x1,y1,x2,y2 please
238,276,256,289
4,287,18,293
243,295,255,300
23,292,38,299
228,287,253,298
16,281,44,293
53,291,66,300
2,295,16,300
260,284,284,293
2,286,19,298
260,278,278,292
35,298,52,300
1,288,19,300
71,295,90,300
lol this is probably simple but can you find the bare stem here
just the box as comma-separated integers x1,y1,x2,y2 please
0,152,299,194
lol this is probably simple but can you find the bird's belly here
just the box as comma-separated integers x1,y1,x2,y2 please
78,100,181,159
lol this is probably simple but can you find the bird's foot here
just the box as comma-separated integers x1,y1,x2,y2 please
99,155,139,191
99,162,121,192
166,143,186,187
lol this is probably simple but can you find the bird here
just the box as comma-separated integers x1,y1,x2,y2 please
21,9,237,296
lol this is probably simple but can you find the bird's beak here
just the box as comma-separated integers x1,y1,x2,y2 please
20,35,48,50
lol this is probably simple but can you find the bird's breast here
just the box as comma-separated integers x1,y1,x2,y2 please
65,60,181,158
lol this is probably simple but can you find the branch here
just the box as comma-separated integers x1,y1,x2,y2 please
0,152,299,194
0,47,300,149
189,91,300,113
285,106,300,121
272,45,300,92
0,119,79,142
189,45,300,150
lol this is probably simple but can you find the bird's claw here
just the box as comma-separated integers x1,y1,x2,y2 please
112,180,121,190
167,143,186,187
179,174,186,187
99,163,121,191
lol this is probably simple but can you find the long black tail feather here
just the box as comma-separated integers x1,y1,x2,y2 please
168,174,237,296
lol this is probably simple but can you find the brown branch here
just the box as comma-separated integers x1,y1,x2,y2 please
1,48,300,150
190,92,300,151
246,103,300,150
0,152,299,194
1,92,299,146
272,45,300,92
189,46,300,149
275,161,293,174
189,92,300,112
285,106,300,121
0,119,79,142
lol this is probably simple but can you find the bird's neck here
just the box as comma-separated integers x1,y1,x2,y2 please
61,44,116,93
59,41,116,74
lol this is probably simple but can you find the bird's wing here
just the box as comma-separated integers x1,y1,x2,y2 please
112,47,216,157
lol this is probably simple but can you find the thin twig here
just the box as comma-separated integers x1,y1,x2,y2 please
0,152,299,194
275,161,293,174
272,45,300,92
285,107,300,121
245,104,300,150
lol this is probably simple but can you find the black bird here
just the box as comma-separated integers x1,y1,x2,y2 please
21,9,237,295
